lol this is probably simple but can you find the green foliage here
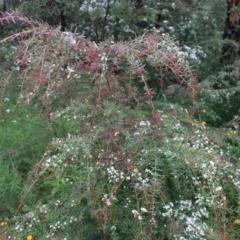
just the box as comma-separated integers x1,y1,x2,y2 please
0,43,17,71
0,158,22,216
0,104,54,174
196,60,240,127
15,0,228,78
15,1,171,42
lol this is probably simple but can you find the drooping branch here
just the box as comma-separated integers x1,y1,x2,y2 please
0,10,58,43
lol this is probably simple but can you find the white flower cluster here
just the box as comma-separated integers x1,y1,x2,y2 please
132,207,147,220
106,166,125,183
172,129,219,156
161,199,212,239
45,154,65,168
99,52,108,71
80,0,111,14
201,160,218,182
46,216,77,239
230,168,240,190
130,168,150,190
61,32,77,45
102,193,117,206
124,197,131,208
40,204,49,214
162,202,174,217
183,45,207,64
13,210,41,232
134,120,151,136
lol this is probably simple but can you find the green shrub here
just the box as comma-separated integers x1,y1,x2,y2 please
0,13,240,240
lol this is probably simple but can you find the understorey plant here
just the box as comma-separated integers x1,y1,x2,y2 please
0,11,240,240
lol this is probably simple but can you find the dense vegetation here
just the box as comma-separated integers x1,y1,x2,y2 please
0,1,240,239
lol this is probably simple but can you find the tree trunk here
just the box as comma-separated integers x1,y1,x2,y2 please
59,0,66,31
3,0,6,11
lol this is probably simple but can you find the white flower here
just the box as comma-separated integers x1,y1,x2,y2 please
210,161,214,167
106,200,111,206
110,225,116,231
132,209,138,216
141,207,147,213
67,66,75,78
215,186,222,192
139,121,150,127
114,131,120,136
134,131,140,136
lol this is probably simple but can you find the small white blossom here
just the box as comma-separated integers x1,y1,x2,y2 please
215,186,222,192
139,121,150,127
141,207,148,213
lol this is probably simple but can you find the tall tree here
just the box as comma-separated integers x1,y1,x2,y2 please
222,0,240,64
56,0,66,31
2,0,6,11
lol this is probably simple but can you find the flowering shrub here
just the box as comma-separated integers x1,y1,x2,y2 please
0,12,240,240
